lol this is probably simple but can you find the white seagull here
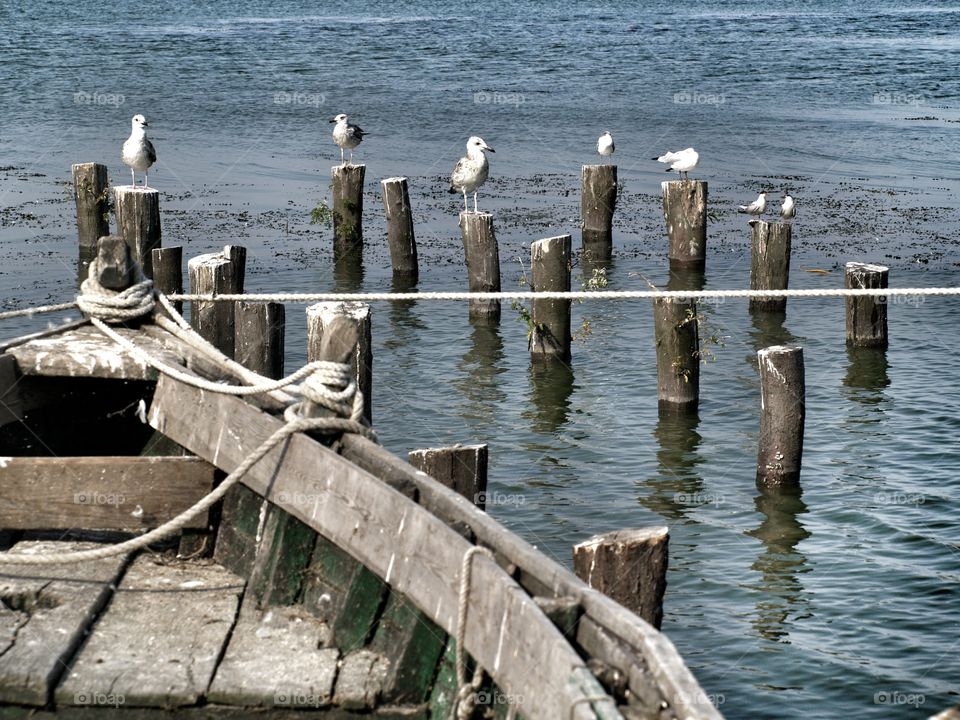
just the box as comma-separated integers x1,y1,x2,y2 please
330,113,367,165
738,192,768,218
449,136,495,213
654,147,699,179
597,131,614,162
779,194,796,222
121,114,157,189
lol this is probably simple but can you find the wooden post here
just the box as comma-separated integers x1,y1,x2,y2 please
572,527,669,630
151,246,183,315
756,345,804,489
381,177,418,282
113,186,161,278
408,444,488,509
662,180,707,270
459,212,501,321
653,298,699,411
187,245,246,359
332,164,365,256
72,162,110,268
235,302,285,380
581,164,617,262
845,262,888,348
94,235,134,291
529,234,572,362
307,301,372,424
749,220,792,312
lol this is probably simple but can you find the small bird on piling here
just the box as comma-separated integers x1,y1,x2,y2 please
449,136,495,213
121,114,157,189
779,194,796,222
738,192,768,218
597,131,614,162
330,113,367,165
653,147,699,180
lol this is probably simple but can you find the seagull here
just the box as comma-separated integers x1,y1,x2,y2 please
779,194,796,222
653,147,698,180
597,131,614,162
330,113,367,165
738,192,768,218
449,136,495,213
121,114,157,189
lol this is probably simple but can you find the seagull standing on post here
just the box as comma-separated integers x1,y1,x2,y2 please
330,113,367,165
653,147,699,180
738,192,768,218
597,131,614,163
449,136,495,213
121,114,157,189
779,194,796,222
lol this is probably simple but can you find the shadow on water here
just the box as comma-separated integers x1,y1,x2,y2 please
638,411,706,522
453,317,506,424
523,358,575,435
332,244,363,292
745,485,811,643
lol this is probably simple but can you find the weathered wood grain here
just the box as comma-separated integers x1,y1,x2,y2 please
332,650,390,710
72,163,110,267
0,541,129,706
459,212,501,320
306,302,372,423
113,187,161,278
235,301,285,380
93,235,135,291
381,177,418,281
151,246,183,316
749,220,792,313
662,180,707,270
582,164,617,262
845,262,888,347
756,345,805,488
0,456,214,530
653,297,699,411
332,164,365,256
188,247,246,360
408,444,487,509
530,234,572,361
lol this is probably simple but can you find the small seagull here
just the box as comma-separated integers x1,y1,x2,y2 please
449,136,495,213
738,192,768,218
597,131,614,162
330,113,367,165
653,147,699,180
779,194,796,222
121,114,157,189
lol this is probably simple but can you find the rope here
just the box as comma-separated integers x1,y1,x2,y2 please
76,259,155,322
450,545,495,720
0,302,78,321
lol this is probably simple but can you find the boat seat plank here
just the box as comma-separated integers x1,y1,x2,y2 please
332,650,391,710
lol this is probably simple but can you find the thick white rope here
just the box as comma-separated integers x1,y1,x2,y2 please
450,545,496,720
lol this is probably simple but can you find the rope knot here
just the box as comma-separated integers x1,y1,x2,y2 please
77,258,155,323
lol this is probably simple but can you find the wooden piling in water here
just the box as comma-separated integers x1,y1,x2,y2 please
749,220,792,313
72,162,110,267
332,164,365,256
408,444,488,509
653,298,699,411
187,245,246,359
662,180,707,270
113,186,161,278
151,246,183,316
756,345,805,489
459,212,501,321
572,526,669,630
529,234,572,362
845,262,888,348
307,301,372,423
235,302,285,380
380,177,418,282
581,164,617,262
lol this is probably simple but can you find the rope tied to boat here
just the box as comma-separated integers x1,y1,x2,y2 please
450,545,497,720
75,258,155,323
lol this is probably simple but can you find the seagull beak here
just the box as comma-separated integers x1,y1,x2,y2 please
329,119,336,123
485,146,496,153
141,121,149,127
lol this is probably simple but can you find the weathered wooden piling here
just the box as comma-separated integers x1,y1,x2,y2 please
332,164,365,255
459,212,501,320
94,235,134,291
113,186,161,278
756,345,805,488
845,262,888,348
235,302,285,380
749,220,792,312
572,527,669,630
529,234,572,361
408,444,488,509
307,301,372,423
581,164,617,262
662,180,707,270
72,162,110,267
381,177,418,282
151,246,183,315
187,245,246,359
653,298,700,411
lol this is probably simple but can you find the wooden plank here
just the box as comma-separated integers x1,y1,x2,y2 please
0,456,214,530
207,605,338,708
408,444,487,508
332,650,390,710
55,555,244,708
244,505,317,608
0,354,23,427
0,540,129,706
213,483,266,579
427,636,459,720
148,375,618,720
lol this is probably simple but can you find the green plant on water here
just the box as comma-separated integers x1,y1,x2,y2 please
510,258,543,341
310,199,334,226
706,209,721,224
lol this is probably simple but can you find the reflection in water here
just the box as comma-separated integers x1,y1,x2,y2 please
523,358,575,434
332,244,364,292
746,309,797,373
844,346,890,395
638,412,705,522
453,317,507,425
579,247,614,279
746,486,811,643
386,275,425,337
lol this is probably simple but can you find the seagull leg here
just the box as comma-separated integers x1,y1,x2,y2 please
473,193,478,214
144,169,149,189
340,147,345,165
130,168,136,188
462,188,468,213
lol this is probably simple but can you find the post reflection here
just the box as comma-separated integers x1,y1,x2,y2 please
523,358,575,435
453,317,506,425
638,411,705,521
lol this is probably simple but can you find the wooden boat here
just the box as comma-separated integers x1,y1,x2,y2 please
0,260,721,719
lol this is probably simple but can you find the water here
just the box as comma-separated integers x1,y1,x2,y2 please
1,2,959,717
